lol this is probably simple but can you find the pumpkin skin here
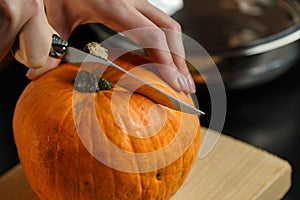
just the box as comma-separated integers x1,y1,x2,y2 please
13,52,201,200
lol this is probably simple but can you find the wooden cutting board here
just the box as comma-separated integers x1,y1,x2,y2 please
0,128,292,200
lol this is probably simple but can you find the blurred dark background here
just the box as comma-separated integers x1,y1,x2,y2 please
1,23,299,199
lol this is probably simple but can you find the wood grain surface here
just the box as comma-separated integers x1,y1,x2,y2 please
0,128,292,200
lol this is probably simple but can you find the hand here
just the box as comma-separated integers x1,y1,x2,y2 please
0,0,58,70
1,0,196,93
44,0,196,93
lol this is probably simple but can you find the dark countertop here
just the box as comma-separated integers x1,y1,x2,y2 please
0,25,299,199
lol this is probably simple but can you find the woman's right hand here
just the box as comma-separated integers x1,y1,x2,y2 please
0,0,59,70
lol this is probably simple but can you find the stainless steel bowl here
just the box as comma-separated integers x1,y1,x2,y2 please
173,0,300,89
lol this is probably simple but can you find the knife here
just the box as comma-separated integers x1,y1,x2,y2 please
49,34,204,115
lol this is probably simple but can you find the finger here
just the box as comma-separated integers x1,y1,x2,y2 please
98,2,190,93
134,0,196,93
127,26,191,93
162,29,196,93
135,0,185,61
13,3,54,69
26,56,60,79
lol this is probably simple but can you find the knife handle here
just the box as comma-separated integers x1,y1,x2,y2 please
49,34,68,59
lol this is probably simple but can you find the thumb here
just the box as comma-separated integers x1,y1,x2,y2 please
26,56,61,80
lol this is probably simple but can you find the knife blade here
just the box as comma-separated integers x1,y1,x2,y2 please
50,34,204,115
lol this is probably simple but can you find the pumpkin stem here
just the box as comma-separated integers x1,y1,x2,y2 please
83,42,108,59
74,70,112,93
74,42,112,92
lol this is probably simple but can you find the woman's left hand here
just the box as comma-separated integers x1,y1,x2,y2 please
27,0,195,93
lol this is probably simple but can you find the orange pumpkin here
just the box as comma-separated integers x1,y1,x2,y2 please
13,51,201,200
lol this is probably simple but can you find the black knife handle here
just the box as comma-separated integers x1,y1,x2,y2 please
49,34,68,59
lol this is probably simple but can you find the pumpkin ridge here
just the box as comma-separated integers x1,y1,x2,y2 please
91,160,97,198
74,125,81,199
94,89,134,153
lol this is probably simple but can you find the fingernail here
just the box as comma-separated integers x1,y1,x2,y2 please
178,75,189,93
187,74,196,93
